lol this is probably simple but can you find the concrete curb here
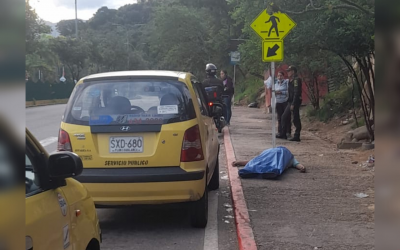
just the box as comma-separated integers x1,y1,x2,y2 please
223,128,257,250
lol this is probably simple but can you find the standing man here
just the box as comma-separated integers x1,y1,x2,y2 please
280,65,302,141
220,70,234,125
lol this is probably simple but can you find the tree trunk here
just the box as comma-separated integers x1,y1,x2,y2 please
351,79,359,127
355,56,374,141
340,54,374,141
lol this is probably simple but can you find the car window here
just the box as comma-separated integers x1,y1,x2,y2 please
64,79,197,126
192,82,209,116
26,154,41,196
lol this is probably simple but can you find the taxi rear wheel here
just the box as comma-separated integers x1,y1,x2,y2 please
86,239,100,250
208,158,219,191
190,186,208,228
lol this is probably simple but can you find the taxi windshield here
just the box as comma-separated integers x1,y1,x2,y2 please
64,80,196,126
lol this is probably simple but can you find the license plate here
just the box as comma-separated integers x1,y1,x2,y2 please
109,137,143,153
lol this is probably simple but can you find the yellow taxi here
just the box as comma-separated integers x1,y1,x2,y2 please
58,71,220,227
26,129,101,249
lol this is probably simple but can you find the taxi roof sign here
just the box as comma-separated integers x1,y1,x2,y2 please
250,9,296,40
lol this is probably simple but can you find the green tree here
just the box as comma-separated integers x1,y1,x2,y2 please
147,4,213,77
56,19,87,37
25,0,51,54
26,34,60,82
50,36,90,81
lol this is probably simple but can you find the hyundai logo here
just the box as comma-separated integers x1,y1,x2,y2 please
120,126,131,132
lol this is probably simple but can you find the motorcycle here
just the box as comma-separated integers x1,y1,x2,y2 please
205,86,226,133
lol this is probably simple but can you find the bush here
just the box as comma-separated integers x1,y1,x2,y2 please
235,76,264,103
306,105,318,118
308,85,359,122
26,80,75,101
351,117,365,129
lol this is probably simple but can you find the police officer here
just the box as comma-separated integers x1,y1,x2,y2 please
279,65,302,141
202,63,225,97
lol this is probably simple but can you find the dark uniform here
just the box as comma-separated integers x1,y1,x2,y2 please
202,63,226,120
281,67,302,141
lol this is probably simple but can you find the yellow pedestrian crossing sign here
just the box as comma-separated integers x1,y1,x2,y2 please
262,41,283,62
250,9,296,40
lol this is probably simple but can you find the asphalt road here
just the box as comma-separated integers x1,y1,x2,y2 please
26,104,238,250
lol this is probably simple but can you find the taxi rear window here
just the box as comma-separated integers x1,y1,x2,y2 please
63,79,196,126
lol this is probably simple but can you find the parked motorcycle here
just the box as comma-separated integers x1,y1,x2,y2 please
205,86,226,133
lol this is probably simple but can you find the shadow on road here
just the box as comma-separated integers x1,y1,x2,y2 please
97,204,205,250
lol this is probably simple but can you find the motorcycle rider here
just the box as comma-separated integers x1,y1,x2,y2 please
202,63,225,98
202,63,226,132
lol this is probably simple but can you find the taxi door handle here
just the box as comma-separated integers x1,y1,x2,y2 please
26,236,33,250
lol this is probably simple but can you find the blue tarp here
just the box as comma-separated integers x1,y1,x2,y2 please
238,146,294,179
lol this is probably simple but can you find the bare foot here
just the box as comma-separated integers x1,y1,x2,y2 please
296,164,306,173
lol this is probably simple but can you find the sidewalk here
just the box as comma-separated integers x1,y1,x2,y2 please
227,107,374,250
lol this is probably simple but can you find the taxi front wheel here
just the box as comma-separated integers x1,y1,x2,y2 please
190,187,208,228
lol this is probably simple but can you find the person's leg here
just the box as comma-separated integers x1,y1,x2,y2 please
292,158,300,167
286,110,292,137
223,97,232,124
276,102,285,135
226,96,232,124
279,103,291,139
290,102,302,141
222,97,228,123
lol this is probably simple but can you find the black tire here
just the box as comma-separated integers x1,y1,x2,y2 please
86,239,100,250
190,186,208,228
208,158,220,190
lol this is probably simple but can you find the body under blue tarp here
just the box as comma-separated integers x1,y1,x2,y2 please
238,146,295,179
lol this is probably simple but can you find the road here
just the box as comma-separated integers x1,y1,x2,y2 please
26,104,238,250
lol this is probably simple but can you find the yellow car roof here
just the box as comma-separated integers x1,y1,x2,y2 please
79,70,190,84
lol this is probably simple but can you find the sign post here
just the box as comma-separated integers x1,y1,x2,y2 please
271,62,276,148
250,7,296,148
230,51,240,108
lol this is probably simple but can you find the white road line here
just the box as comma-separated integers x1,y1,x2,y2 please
203,191,219,250
39,137,58,147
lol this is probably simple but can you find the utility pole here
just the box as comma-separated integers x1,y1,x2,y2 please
126,36,130,70
75,0,78,38
111,23,145,70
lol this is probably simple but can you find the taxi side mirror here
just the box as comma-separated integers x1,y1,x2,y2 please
48,152,83,179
